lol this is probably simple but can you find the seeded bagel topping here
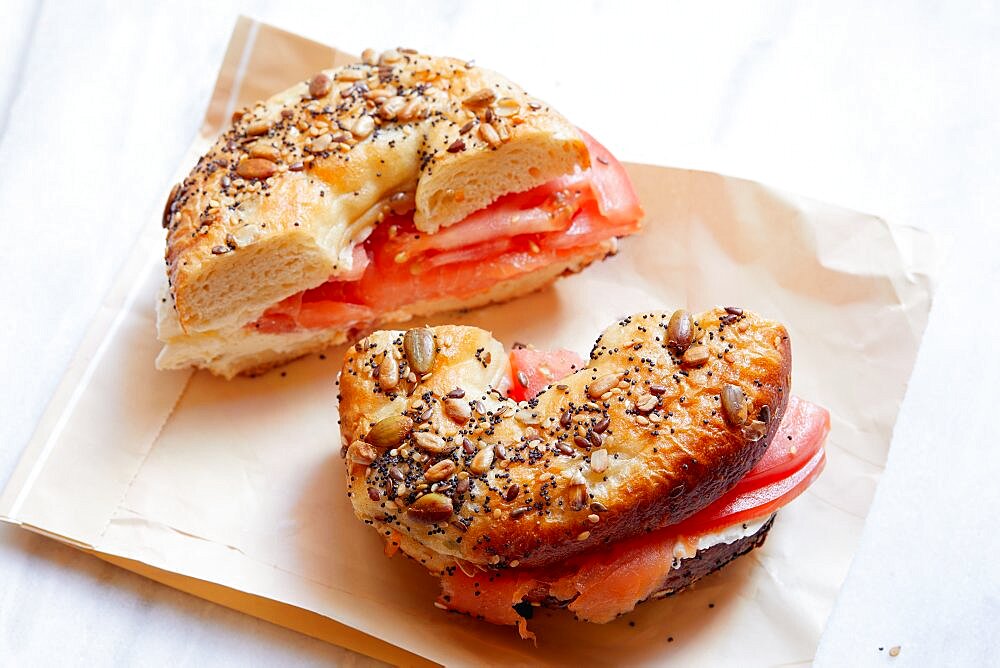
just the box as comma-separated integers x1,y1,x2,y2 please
162,48,553,274
341,308,790,570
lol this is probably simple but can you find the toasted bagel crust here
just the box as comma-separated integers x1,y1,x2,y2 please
340,308,791,569
163,49,588,335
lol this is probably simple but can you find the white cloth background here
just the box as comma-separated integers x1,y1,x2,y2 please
0,1,996,665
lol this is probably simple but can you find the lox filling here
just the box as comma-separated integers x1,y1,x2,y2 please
434,350,830,635
249,131,642,334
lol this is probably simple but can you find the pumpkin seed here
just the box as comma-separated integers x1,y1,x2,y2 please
413,431,454,454
404,327,436,374
588,373,623,400
365,415,413,449
470,446,495,474
667,309,693,352
682,345,711,368
424,459,457,482
721,384,748,428
407,493,453,522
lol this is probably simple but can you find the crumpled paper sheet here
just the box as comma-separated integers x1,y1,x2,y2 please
0,17,939,667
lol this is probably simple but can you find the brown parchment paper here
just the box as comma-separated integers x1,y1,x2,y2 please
0,17,940,667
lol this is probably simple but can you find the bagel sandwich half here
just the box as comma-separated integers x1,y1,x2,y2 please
157,48,643,378
339,308,829,636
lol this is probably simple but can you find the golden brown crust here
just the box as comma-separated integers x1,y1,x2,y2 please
163,49,588,334
340,307,791,569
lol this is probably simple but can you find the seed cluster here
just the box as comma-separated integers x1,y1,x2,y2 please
342,308,789,569
162,47,549,284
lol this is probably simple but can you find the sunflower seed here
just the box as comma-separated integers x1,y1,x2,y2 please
463,89,495,107
682,345,710,368
236,158,276,180
379,95,406,120
309,73,332,99
249,143,280,161
721,384,748,428
444,398,471,424
348,440,378,466
494,97,520,117
667,309,694,352
588,373,623,400
635,394,658,413
743,419,767,442
515,408,541,425
413,431,454,454
590,449,609,473
246,120,270,136
365,415,413,449
378,354,399,389
379,49,403,65
470,446,495,474
351,114,374,138
568,483,589,511
407,493,453,522
478,122,501,147
424,459,457,482
404,328,436,374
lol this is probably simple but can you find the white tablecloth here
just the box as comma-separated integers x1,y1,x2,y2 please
1,1,996,665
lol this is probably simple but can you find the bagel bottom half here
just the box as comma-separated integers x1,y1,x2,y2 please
156,240,613,379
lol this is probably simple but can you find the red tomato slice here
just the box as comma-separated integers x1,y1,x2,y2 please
248,129,643,335
734,395,830,491
577,129,644,225
508,347,586,402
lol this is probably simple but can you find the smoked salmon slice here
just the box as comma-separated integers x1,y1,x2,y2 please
436,396,829,630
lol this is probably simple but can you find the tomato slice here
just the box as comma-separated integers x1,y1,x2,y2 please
247,129,643,335
508,347,586,402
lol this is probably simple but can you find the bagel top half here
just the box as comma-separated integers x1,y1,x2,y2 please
339,308,791,570
162,48,588,335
